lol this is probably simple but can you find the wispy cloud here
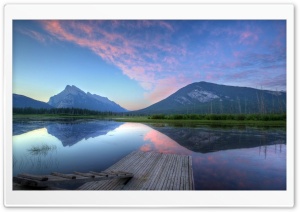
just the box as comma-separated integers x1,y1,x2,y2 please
144,76,190,103
17,28,54,44
18,20,286,107
239,31,259,45
210,22,261,46
259,73,286,89
38,20,185,95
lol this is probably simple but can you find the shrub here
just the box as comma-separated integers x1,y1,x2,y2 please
151,114,165,119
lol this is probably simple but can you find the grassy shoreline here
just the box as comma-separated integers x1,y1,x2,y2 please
13,114,106,120
13,114,286,127
112,117,285,127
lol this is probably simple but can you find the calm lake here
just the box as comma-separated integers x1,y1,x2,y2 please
13,119,286,190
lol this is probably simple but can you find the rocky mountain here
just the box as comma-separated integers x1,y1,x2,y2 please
13,94,53,109
134,81,286,114
48,85,127,112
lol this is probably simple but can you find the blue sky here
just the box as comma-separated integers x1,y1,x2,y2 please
13,20,286,110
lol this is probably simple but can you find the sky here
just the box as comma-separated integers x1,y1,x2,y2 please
13,20,286,111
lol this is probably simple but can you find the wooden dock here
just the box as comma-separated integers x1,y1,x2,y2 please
13,151,194,190
78,151,194,190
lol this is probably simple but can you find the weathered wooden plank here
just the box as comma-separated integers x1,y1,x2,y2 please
165,154,180,190
158,153,176,190
122,151,154,190
164,154,178,190
83,177,128,190
152,153,172,190
180,156,188,189
93,151,145,190
48,150,195,191
183,156,190,190
172,155,184,190
188,156,194,190
108,151,143,171
154,153,174,190
130,152,160,189
113,178,130,190
163,154,175,190
108,152,140,173
89,171,109,177
110,170,132,175
13,177,39,187
73,172,95,178
94,180,111,190
178,156,186,190
179,155,187,190
107,177,130,190
79,181,96,190
142,153,168,190
107,151,141,174
128,151,157,189
78,152,139,190
18,173,48,181
130,152,162,190
51,172,76,179
171,155,182,190
148,154,169,189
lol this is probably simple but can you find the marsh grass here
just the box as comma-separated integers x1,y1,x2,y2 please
28,144,57,156
13,144,59,172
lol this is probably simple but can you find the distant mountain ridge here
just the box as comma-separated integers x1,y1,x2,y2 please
13,94,53,109
48,85,128,112
13,82,286,114
13,85,128,112
134,81,286,114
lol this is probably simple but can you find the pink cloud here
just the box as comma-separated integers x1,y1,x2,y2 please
157,21,175,32
136,20,175,32
194,72,201,78
233,51,243,58
17,28,52,44
205,74,212,80
34,20,193,107
40,21,157,88
144,76,190,104
39,21,183,92
210,25,260,46
163,56,179,65
211,27,236,36
239,31,258,45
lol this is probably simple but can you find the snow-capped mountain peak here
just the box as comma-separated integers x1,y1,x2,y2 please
64,85,85,95
47,85,127,112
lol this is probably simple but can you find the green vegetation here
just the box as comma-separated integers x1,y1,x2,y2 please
13,113,107,120
13,107,120,120
149,113,286,121
112,113,286,127
113,116,285,127
13,107,286,127
13,107,118,116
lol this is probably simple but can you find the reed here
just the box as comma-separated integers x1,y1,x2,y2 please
28,144,57,156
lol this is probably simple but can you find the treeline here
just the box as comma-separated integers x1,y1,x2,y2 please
149,113,286,121
13,107,119,116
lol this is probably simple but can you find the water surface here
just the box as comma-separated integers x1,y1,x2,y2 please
13,120,286,190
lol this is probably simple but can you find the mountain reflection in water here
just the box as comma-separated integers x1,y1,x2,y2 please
13,120,286,190
14,120,123,147
149,125,286,153
46,121,123,146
